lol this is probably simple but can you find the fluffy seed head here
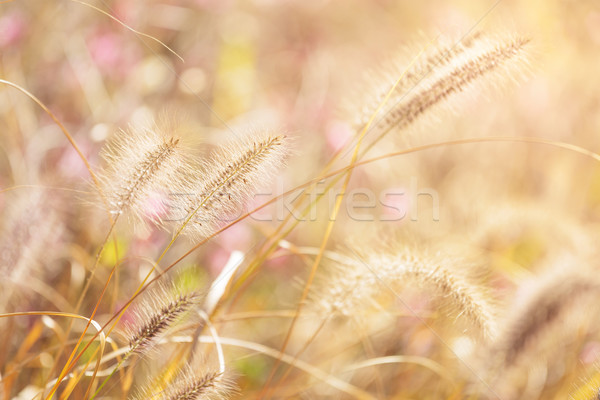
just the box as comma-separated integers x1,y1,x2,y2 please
313,246,497,339
0,190,63,280
168,371,220,400
348,32,531,144
99,119,190,226
349,31,484,129
493,268,600,367
125,286,201,354
166,370,235,400
133,364,236,400
168,132,288,240
476,267,600,399
0,189,65,312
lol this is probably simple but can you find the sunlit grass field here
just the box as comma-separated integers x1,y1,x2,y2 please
2,1,600,399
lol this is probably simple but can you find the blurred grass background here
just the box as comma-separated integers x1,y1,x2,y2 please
2,0,600,397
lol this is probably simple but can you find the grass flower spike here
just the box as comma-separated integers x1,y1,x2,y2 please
169,133,288,240
314,247,497,339
99,119,190,225
126,286,201,355
134,366,235,400
352,33,531,144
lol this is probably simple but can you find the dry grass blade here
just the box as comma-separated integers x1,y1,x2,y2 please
69,0,184,62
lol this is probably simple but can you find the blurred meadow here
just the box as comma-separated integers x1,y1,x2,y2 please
2,0,600,399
